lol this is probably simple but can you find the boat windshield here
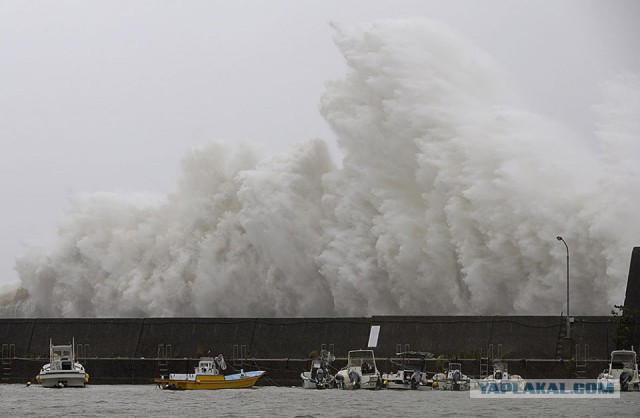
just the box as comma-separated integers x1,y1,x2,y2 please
493,362,507,372
611,352,637,368
348,351,375,367
52,348,72,359
197,357,216,372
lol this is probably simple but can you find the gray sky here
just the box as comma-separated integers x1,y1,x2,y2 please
1,0,639,286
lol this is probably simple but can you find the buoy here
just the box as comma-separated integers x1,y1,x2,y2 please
26,381,31,387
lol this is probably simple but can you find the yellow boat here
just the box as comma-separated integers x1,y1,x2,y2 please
154,355,266,390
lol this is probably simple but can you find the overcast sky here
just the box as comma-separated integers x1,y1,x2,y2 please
1,0,639,286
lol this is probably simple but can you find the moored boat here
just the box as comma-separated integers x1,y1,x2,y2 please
597,349,640,391
155,355,266,390
301,349,335,389
478,361,525,391
335,350,382,390
430,362,472,391
382,351,432,390
36,338,89,388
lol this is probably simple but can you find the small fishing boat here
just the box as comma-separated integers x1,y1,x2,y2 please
36,338,89,388
597,349,640,391
155,355,265,390
382,351,432,390
430,362,472,391
383,369,429,390
301,349,335,389
335,350,381,390
479,361,525,390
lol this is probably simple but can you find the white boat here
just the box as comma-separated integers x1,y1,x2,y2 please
430,362,472,391
335,350,382,390
383,369,429,390
597,349,640,391
382,351,432,390
301,350,335,389
479,361,526,390
36,338,88,388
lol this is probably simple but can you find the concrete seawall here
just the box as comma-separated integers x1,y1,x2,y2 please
0,316,629,384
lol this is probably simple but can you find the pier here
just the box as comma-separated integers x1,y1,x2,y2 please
0,315,630,385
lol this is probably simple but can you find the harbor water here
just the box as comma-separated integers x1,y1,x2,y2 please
2,385,639,417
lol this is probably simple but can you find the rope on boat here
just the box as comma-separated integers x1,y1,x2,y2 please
240,359,297,375
226,360,284,387
261,375,283,387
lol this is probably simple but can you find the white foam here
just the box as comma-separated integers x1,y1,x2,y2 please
3,19,639,317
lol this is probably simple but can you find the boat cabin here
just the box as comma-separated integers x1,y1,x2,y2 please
492,361,508,379
194,355,227,376
50,344,74,371
347,350,377,374
197,357,220,375
446,362,465,383
448,362,462,372
610,350,637,370
392,351,433,373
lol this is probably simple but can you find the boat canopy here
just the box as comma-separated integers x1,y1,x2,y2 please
394,351,434,359
611,351,637,368
449,363,462,371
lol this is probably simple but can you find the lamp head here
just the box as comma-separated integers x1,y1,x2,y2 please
556,236,563,241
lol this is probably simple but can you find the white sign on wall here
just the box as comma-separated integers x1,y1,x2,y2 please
367,325,380,348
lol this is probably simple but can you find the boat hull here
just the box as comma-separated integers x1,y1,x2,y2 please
430,378,472,391
155,371,265,390
37,371,88,388
597,377,640,392
478,378,526,391
301,372,333,389
382,370,429,390
335,370,381,390
301,378,317,389
385,381,429,390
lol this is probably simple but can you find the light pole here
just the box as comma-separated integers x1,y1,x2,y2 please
556,236,570,338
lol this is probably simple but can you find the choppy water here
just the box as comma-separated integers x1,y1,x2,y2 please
2,384,639,417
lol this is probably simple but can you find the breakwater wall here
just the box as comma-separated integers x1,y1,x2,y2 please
0,316,630,384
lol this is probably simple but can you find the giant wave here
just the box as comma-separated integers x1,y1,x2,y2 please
3,19,639,317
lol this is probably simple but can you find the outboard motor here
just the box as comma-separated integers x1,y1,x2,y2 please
316,368,325,387
452,370,461,391
620,372,632,392
410,371,422,390
494,371,503,380
349,369,361,389
335,374,345,389
452,370,461,383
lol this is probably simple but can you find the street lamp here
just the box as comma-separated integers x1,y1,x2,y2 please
556,236,570,338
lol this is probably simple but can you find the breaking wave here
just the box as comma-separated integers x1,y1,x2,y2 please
3,19,639,317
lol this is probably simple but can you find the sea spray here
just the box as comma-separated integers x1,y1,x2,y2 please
3,19,639,317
